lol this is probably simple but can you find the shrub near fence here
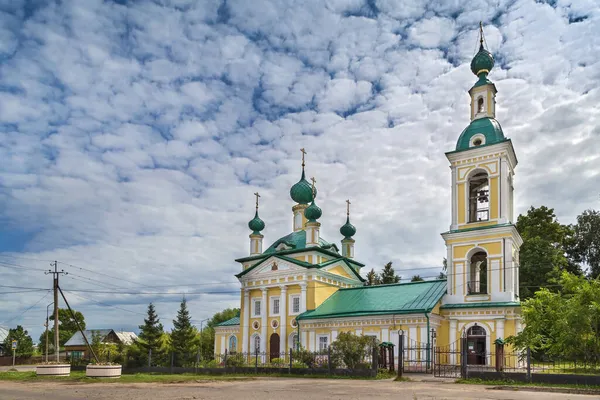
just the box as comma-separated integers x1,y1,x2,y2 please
125,347,378,377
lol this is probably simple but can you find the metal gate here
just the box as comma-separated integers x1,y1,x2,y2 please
402,339,434,373
434,339,463,378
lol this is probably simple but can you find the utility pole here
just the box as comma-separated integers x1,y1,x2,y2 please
46,261,67,363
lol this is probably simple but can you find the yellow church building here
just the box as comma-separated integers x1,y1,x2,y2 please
215,27,523,368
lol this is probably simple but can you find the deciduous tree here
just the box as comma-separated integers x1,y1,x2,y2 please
4,325,34,357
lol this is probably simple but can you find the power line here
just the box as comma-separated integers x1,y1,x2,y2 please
58,261,156,289
0,261,47,272
67,291,146,317
0,291,51,325
0,289,50,295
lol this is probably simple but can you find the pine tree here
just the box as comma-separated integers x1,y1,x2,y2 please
138,303,164,352
410,275,424,282
379,262,400,284
365,268,380,286
170,298,197,365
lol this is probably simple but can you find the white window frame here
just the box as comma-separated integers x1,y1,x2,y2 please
252,334,261,353
317,334,329,352
251,298,261,318
289,294,301,315
270,296,280,317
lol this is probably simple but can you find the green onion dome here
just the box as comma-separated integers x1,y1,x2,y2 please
304,200,322,222
340,216,356,238
248,211,265,234
290,170,317,204
470,44,494,76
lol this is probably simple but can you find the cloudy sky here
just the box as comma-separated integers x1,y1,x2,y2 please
1,0,599,341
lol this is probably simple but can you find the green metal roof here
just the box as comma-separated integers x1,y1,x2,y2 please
215,316,240,327
442,223,514,235
440,302,520,309
235,254,365,282
455,117,506,152
297,280,447,320
263,230,335,254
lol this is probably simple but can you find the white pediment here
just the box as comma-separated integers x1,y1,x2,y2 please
244,257,305,279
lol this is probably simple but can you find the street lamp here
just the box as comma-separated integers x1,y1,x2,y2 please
45,302,54,363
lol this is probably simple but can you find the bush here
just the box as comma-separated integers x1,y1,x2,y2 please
292,348,315,368
270,358,286,367
291,361,308,368
331,332,372,370
203,359,219,368
225,354,245,367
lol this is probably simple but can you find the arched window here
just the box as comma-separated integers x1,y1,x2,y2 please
477,97,484,113
289,333,299,351
252,334,260,353
228,336,237,354
468,171,489,222
468,326,486,336
468,251,488,295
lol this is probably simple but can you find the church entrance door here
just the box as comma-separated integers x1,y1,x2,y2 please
269,333,280,361
466,326,486,365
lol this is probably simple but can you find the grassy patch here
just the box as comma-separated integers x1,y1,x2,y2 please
0,371,382,383
456,377,600,390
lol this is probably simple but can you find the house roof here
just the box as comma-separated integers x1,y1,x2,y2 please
297,280,447,320
0,326,8,343
64,329,138,347
215,316,240,327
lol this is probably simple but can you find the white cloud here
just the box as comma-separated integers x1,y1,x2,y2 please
1,0,599,340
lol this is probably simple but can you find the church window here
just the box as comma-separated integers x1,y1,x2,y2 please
477,97,484,113
272,297,280,315
290,295,301,314
228,336,237,353
468,171,489,222
473,138,482,146
318,336,329,352
252,334,260,353
252,299,261,317
468,251,488,295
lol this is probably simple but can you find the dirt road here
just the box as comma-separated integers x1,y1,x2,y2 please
0,378,593,399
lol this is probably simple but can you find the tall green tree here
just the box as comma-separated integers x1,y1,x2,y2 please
516,206,581,299
508,272,600,359
170,298,197,365
38,308,86,355
365,268,380,286
410,275,424,282
4,325,34,357
572,209,600,278
138,303,164,352
379,262,401,284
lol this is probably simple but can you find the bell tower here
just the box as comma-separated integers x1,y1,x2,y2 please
441,24,522,306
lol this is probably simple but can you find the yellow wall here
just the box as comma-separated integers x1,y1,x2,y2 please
326,266,353,279
306,281,339,310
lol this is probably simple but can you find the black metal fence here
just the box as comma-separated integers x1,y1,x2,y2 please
434,337,600,385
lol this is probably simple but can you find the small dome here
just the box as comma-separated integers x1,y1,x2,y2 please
470,44,494,76
290,170,317,204
340,216,356,238
248,211,265,234
304,201,322,222
455,117,506,151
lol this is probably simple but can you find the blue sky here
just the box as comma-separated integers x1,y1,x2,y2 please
1,0,599,341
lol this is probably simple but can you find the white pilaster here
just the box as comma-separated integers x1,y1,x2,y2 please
381,328,389,343
420,326,427,361
220,335,226,354
279,286,287,354
305,222,320,247
341,238,355,258
249,234,263,255
260,288,267,356
451,166,458,230
331,330,338,343
301,331,307,349
500,157,510,224
496,319,505,341
308,331,315,351
300,284,307,313
449,319,458,364
446,245,453,295
242,289,250,353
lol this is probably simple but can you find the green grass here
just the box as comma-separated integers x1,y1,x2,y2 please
0,370,385,383
457,377,600,391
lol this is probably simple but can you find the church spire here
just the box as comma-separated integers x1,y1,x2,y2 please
340,199,356,258
248,192,265,255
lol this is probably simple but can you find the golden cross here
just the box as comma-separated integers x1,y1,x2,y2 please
346,199,351,216
479,21,484,45
300,148,307,167
254,192,260,210
310,177,316,197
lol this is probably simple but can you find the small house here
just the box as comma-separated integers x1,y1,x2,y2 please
64,329,137,360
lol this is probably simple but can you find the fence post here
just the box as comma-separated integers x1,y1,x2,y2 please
526,347,532,383
460,336,468,379
255,347,258,374
372,345,378,376
327,346,332,375
289,348,292,373
396,333,404,380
